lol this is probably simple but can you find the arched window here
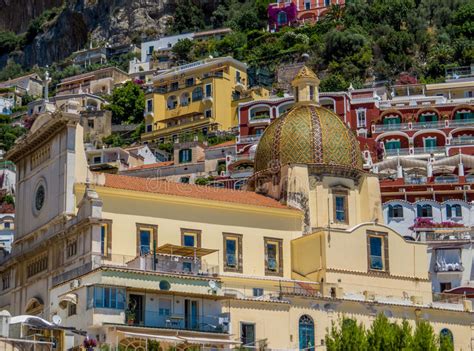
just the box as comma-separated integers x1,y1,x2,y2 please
440,328,454,345
167,95,177,110
277,11,288,25
192,87,203,102
180,92,190,106
388,204,403,218
417,204,433,218
299,315,315,350
446,204,462,218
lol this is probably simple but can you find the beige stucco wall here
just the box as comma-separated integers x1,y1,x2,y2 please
86,186,303,279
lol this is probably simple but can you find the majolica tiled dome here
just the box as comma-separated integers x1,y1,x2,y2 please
254,98,363,173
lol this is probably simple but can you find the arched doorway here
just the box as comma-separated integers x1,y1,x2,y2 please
299,315,315,350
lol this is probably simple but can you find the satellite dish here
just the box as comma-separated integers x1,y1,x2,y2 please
52,315,62,325
208,280,217,290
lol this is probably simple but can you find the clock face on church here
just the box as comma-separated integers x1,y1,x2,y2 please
35,184,45,212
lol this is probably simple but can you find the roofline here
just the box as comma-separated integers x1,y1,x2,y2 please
76,182,301,217
153,57,247,82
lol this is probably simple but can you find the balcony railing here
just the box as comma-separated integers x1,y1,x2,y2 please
434,175,459,184
417,230,473,242
466,175,474,183
373,119,474,134
432,292,466,304
126,311,230,333
249,115,271,125
373,123,410,133
404,176,427,184
384,148,410,156
97,253,219,277
434,261,463,273
238,134,262,144
451,137,474,145
412,146,446,155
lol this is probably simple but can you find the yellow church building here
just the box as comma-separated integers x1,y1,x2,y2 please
0,67,472,350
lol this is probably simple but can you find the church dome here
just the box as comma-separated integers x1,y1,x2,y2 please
254,67,363,174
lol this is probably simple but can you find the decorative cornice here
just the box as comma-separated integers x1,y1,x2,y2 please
326,268,430,282
6,112,80,163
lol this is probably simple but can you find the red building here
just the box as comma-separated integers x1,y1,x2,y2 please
268,0,344,30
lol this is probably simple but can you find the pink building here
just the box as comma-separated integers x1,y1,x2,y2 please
268,0,345,30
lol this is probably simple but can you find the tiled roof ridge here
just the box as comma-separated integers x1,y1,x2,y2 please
100,173,294,210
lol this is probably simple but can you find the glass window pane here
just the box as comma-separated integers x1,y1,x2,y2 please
104,287,111,308
183,234,195,247
110,288,117,308
117,289,125,309
140,230,151,254
226,239,237,266
369,236,383,270
94,287,103,308
101,225,106,255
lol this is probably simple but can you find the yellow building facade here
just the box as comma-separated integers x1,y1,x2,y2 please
0,67,472,350
142,57,268,143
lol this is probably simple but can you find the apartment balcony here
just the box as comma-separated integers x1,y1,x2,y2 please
415,229,473,242
237,134,262,144
434,262,464,273
165,101,206,119
125,311,230,334
372,119,474,134
434,175,459,184
141,117,212,141
451,137,474,145
248,115,271,126
102,244,219,277
432,292,466,304
384,148,411,157
412,146,446,156
233,154,255,162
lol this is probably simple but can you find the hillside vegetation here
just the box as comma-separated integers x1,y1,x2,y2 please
171,0,472,90
0,0,472,92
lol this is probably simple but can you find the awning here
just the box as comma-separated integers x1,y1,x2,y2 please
374,157,427,171
117,331,240,346
432,165,456,175
59,293,78,309
405,167,427,176
120,331,182,343
156,244,218,258
179,336,241,345
433,154,474,168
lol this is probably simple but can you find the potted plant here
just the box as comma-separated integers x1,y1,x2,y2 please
125,309,136,325
83,336,97,351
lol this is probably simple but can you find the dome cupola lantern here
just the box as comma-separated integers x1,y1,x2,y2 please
291,66,320,104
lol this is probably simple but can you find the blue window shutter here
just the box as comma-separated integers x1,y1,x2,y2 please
388,205,393,218
417,204,422,217
446,205,452,218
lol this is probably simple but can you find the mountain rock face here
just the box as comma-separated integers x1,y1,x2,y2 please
2,0,180,68
0,0,63,33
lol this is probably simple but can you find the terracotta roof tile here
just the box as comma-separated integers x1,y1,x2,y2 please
125,161,174,171
101,173,294,210
207,140,236,149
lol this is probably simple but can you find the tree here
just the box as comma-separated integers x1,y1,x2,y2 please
172,38,194,62
106,81,145,124
326,314,445,351
412,320,438,351
326,317,368,351
0,60,24,81
0,31,20,55
171,0,205,33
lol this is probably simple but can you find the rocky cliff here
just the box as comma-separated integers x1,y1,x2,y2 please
2,0,181,68
0,0,63,33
